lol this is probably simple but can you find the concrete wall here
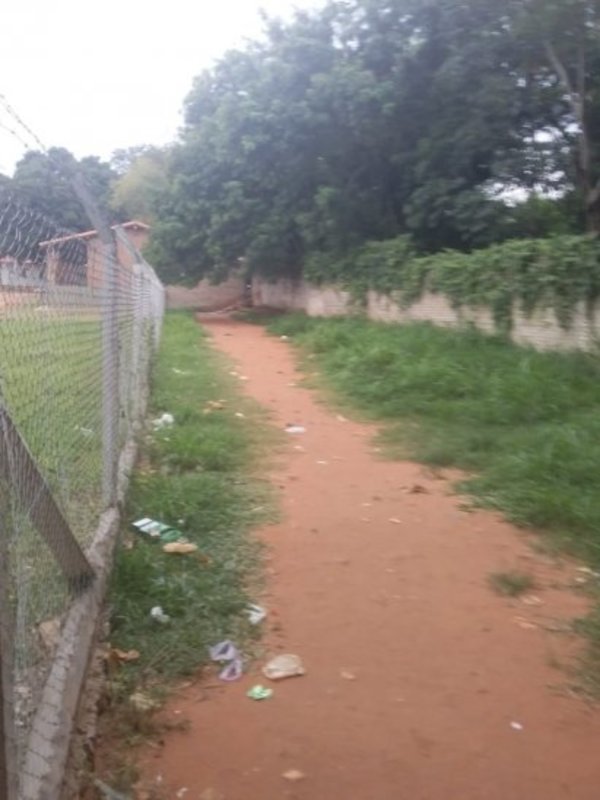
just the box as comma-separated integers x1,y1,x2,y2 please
252,277,600,352
252,278,353,317
166,274,245,310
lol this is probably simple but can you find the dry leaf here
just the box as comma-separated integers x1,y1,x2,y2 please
111,648,140,663
163,542,199,555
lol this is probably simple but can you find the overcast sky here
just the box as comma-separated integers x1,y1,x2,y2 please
0,0,323,175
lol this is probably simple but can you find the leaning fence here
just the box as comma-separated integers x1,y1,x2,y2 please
0,193,164,799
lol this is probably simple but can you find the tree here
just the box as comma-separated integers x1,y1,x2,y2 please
111,145,156,176
0,148,119,268
110,146,169,223
10,147,118,231
514,0,600,232
149,0,597,283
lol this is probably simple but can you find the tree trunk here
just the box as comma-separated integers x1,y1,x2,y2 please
543,39,598,233
586,190,600,235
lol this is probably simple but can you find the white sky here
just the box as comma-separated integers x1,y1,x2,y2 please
0,0,323,175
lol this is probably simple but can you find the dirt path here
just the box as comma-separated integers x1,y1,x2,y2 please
139,318,600,800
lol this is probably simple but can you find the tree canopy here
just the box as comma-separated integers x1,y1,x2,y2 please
110,146,169,224
5,147,117,231
3,1,598,283
0,147,119,263
145,0,599,283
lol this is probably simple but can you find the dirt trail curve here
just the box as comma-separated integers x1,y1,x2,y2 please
140,317,600,800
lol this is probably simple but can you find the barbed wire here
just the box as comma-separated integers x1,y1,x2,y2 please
0,93,47,155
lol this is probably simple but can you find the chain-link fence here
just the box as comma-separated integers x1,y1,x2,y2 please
0,193,164,799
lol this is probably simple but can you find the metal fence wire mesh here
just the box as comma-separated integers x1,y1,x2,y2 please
0,192,164,798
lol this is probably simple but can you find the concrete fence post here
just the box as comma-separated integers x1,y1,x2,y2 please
69,173,120,508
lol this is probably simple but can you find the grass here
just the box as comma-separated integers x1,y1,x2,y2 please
262,312,600,686
97,311,272,790
0,313,105,544
0,311,163,727
0,310,108,748
265,314,600,565
110,311,271,680
488,571,536,597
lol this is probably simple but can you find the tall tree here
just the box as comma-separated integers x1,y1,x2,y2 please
149,0,598,283
515,0,600,231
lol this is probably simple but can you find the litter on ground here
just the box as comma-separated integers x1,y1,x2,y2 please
247,685,273,701
152,412,175,430
244,603,267,625
219,658,243,682
263,653,305,681
162,542,199,555
521,595,543,607
209,640,239,662
282,769,306,782
150,606,170,624
132,517,184,543
285,424,306,434
209,640,244,681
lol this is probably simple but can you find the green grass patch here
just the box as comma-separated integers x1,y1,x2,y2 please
266,314,600,564
488,571,536,597
0,313,105,543
108,311,272,685
264,313,600,687
97,311,276,791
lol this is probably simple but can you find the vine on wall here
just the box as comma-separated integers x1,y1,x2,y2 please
304,235,600,331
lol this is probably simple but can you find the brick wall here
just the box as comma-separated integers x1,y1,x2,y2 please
252,277,600,352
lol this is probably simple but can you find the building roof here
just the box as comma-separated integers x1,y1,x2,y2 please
39,220,150,248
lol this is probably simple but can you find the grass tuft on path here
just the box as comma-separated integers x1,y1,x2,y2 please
108,311,271,685
488,571,536,597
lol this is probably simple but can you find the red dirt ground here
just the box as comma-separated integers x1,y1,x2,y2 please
138,317,600,800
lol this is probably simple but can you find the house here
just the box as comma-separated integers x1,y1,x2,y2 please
38,221,150,290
